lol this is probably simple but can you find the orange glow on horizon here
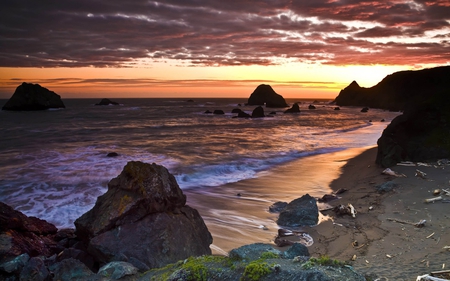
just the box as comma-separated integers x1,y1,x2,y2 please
0,62,427,99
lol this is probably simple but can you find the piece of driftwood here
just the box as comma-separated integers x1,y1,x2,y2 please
416,169,427,178
348,203,356,218
425,196,443,203
382,168,406,177
387,218,426,228
416,274,449,281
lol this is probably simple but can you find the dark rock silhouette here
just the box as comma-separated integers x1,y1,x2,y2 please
204,110,212,114
95,98,119,106
231,108,243,114
277,194,319,227
334,107,340,110
2,82,65,111
376,98,450,167
74,161,212,269
284,103,300,114
334,66,450,111
251,106,265,118
247,84,288,108
308,104,316,110
361,107,369,112
213,109,225,115
237,111,251,118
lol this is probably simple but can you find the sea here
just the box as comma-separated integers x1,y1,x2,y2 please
0,98,400,254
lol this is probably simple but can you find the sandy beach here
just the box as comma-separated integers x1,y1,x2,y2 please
307,147,450,280
186,146,450,280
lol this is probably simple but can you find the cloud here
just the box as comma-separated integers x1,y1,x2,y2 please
0,0,449,68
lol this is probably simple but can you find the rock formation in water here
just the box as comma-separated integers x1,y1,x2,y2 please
284,103,300,113
247,84,288,108
334,65,450,111
2,82,65,111
74,161,212,269
95,98,119,106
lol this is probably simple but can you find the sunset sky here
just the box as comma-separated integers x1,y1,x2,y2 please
1,1,449,99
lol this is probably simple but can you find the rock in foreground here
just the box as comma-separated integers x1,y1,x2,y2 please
277,194,319,227
2,82,65,111
75,161,212,269
247,84,289,108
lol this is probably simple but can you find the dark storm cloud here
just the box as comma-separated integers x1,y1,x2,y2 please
0,0,449,67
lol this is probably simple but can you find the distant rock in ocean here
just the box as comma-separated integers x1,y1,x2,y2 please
334,65,450,111
95,98,119,106
284,103,300,113
247,84,288,108
2,82,65,111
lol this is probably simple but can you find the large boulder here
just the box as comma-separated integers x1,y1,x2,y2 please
376,97,450,167
2,82,65,111
334,65,450,111
247,84,288,108
277,194,319,227
74,161,212,269
251,106,265,118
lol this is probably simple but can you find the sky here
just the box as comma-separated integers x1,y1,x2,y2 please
1,0,449,99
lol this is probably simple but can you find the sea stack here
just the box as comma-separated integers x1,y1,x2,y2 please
2,82,65,111
247,84,288,108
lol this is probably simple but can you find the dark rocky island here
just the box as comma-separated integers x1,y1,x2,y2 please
334,65,450,111
247,84,289,108
2,82,65,111
95,98,120,106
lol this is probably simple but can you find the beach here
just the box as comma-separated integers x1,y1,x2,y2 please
307,147,450,280
185,146,450,280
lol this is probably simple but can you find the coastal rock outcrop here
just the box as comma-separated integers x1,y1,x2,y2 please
74,161,212,269
95,98,119,106
247,84,288,108
277,194,319,227
2,82,65,111
334,65,450,111
376,99,450,167
251,106,265,118
284,103,300,114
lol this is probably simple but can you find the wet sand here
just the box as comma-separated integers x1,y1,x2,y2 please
186,146,450,280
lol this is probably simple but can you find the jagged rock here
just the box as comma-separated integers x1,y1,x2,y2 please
284,103,300,114
282,243,310,259
247,84,288,108
229,243,281,262
268,202,288,213
19,257,49,281
0,202,58,259
95,98,119,106
334,66,450,111
376,99,450,167
237,111,251,118
277,194,319,227
0,253,29,274
97,261,138,280
74,161,212,269
2,82,65,111
251,106,265,118
49,258,96,281
75,161,187,240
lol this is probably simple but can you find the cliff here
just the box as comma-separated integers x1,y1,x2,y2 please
334,65,450,111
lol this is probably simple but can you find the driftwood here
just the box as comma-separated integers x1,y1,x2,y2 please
387,218,426,228
415,169,427,178
382,168,406,177
416,274,449,281
425,196,443,203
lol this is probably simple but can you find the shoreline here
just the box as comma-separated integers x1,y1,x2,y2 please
306,147,450,280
